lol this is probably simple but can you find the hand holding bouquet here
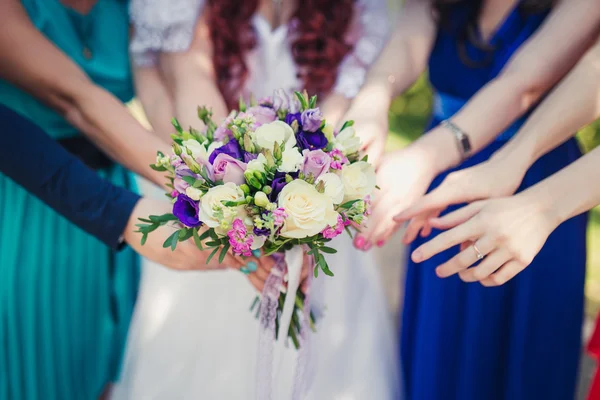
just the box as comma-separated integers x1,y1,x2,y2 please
137,90,376,349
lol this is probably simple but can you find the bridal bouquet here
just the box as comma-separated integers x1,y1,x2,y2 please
137,90,375,350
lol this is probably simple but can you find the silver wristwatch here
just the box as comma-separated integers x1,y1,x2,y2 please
441,119,472,161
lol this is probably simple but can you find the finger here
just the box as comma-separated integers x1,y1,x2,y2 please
480,260,526,287
458,249,511,283
420,210,441,238
254,265,270,282
429,202,484,230
402,216,428,244
434,235,495,278
365,140,385,168
411,220,482,263
248,273,265,292
394,188,449,223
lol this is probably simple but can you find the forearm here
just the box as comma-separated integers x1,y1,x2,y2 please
134,66,177,141
72,84,170,185
0,105,141,249
522,143,600,225
173,74,229,130
494,38,600,167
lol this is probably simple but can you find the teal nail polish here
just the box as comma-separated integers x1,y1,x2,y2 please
247,261,258,272
240,267,251,275
252,249,261,257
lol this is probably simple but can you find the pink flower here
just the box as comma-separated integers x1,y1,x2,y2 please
228,218,254,256
247,106,277,127
212,153,247,184
321,214,344,239
214,114,235,141
272,208,288,227
329,149,349,170
302,149,331,179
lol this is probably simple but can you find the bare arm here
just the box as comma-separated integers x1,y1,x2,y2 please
0,1,169,185
133,65,177,141
491,36,600,169
418,0,600,174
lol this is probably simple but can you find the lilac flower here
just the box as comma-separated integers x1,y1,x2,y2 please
285,112,302,127
214,114,235,141
273,89,300,113
329,148,349,170
227,218,253,256
272,208,288,227
301,108,323,132
173,194,202,228
253,226,271,237
212,153,247,184
244,152,259,163
296,129,328,151
302,149,331,179
321,214,344,239
247,106,277,127
209,139,244,164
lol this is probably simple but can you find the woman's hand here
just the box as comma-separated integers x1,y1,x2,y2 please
410,193,561,286
354,148,437,250
348,112,389,168
124,198,273,291
394,152,529,244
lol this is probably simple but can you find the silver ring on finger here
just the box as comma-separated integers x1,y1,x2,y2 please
472,242,484,261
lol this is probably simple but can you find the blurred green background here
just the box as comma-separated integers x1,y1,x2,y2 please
386,76,600,316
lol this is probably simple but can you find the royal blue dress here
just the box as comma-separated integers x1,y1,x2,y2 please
401,6,587,400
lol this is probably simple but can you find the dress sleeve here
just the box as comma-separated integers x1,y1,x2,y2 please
333,0,392,98
129,0,206,67
0,105,141,250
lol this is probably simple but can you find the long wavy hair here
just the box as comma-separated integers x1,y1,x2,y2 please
206,0,355,110
432,0,554,66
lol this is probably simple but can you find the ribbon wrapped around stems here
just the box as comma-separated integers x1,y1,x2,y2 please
256,246,315,400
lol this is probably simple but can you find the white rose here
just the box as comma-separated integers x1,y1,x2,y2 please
316,173,344,204
340,161,376,202
185,186,203,201
278,146,303,173
246,153,267,173
278,180,339,238
333,126,361,155
252,121,296,152
322,123,335,142
198,182,244,229
182,139,223,163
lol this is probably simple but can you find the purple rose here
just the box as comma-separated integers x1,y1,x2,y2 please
296,129,328,151
173,165,196,193
209,139,243,164
212,153,247,184
269,171,298,202
285,112,301,126
302,149,331,179
301,108,323,132
173,194,202,228
247,106,277,127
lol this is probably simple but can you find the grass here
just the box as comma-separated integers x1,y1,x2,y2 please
387,76,600,316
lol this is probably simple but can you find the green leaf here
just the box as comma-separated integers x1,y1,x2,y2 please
141,233,148,246
375,185,381,190
313,264,319,278
339,120,354,132
178,228,193,241
318,256,334,277
339,199,360,209
182,176,198,186
319,246,337,254
218,242,231,264
171,118,183,134
163,230,180,251
206,240,221,247
294,91,308,110
344,225,354,239
308,95,317,109
150,214,178,223
199,230,212,241
206,246,221,264
360,154,369,162
150,164,167,172
209,230,219,240
138,218,153,223
192,228,204,250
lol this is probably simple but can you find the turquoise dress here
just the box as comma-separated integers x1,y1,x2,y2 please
401,5,586,400
0,1,139,399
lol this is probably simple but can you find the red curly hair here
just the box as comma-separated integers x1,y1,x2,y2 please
207,0,355,110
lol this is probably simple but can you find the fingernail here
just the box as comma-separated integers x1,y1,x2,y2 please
240,267,251,275
246,261,258,272
252,249,261,257
279,284,287,294
355,236,365,248
412,250,423,262
376,240,385,247
284,273,289,282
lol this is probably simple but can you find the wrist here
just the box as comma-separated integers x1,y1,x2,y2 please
518,184,566,230
411,125,463,175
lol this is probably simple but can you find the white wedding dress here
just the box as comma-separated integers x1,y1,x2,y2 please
113,2,400,399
